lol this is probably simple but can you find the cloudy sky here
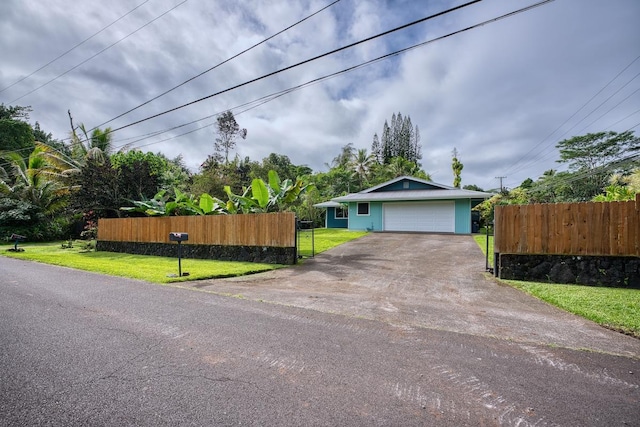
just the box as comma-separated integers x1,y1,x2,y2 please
1,0,639,190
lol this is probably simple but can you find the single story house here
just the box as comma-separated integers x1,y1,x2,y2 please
313,200,349,228
314,176,492,234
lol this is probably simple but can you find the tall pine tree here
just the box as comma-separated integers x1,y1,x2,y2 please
371,112,422,165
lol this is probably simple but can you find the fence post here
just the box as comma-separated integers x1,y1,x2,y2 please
493,209,499,277
636,194,640,257
294,217,299,264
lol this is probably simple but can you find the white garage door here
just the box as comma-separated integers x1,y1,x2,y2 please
383,201,455,232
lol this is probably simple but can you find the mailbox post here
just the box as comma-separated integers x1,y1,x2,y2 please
169,232,189,277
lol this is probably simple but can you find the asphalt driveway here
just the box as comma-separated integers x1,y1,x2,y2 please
193,233,640,358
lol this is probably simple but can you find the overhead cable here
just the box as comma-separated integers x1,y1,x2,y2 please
91,0,342,131
106,0,487,133
106,0,556,151
8,0,190,104
0,0,151,95
500,53,640,179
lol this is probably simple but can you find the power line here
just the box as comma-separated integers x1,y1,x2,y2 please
5,0,558,164
500,120,640,194
521,152,640,196
106,0,486,134
8,0,190,104
106,0,556,152
573,84,640,135
503,75,640,181
91,0,342,132
500,54,640,181
0,0,151,95
560,71,640,136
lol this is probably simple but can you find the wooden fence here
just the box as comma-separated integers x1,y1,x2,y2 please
494,194,639,257
97,212,296,248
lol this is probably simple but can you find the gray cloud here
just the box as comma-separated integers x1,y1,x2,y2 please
1,0,638,191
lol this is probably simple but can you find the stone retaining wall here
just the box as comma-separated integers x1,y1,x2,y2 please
96,241,297,265
498,254,640,288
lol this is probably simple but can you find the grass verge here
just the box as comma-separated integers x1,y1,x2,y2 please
508,281,640,338
1,230,368,284
297,228,369,256
473,234,640,338
473,234,494,266
1,241,282,284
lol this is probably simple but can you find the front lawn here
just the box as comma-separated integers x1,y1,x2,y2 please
1,241,282,284
2,230,368,284
473,234,640,337
473,234,494,266
509,281,640,337
297,228,368,256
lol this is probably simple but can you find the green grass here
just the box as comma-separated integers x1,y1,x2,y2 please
297,228,369,256
2,230,368,284
1,241,282,284
473,234,494,266
508,281,640,338
472,234,640,338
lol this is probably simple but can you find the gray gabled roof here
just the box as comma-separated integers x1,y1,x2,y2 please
361,175,455,192
313,200,346,208
333,189,492,203
332,176,493,203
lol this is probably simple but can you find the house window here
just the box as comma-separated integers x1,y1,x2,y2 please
357,202,370,216
403,182,410,189
335,207,348,219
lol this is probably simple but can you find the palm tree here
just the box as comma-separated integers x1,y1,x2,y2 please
0,147,68,215
388,157,418,178
70,124,113,164
351,148,375,190
32,124,115,190
328,143,355,169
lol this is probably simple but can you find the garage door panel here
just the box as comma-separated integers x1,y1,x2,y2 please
383,202,454,232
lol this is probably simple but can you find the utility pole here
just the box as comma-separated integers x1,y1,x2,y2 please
495,176,506,193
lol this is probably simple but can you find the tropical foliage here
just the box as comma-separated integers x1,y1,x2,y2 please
122,170,309,216
2,103,637,241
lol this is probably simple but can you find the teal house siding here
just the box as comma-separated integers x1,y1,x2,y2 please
348,202,383,231
325,207,348,228
454,199,471,234
322,177,492,234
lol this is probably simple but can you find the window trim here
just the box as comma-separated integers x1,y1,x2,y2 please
334,206,348,219
357,202,370,216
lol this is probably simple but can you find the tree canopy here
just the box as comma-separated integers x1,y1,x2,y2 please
214,111,247,164
371,112,422,165
21,104,640,239
554,131,639,201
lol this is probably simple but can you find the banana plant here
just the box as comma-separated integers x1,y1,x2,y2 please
121,189,227,216
223,170,310,213
268,170,309,208
198,193,227,215
121,170,309,216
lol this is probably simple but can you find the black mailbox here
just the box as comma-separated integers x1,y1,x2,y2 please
169,232,189,242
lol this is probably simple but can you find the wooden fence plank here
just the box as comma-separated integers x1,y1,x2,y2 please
97,212,296,248
540,204,550,253
635,195,640,256
494,200,639,257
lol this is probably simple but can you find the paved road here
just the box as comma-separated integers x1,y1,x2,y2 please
1,257,638,426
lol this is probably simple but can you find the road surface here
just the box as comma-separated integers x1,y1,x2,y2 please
1,256,638,426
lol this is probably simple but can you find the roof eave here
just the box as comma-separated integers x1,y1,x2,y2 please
333,193,493,203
